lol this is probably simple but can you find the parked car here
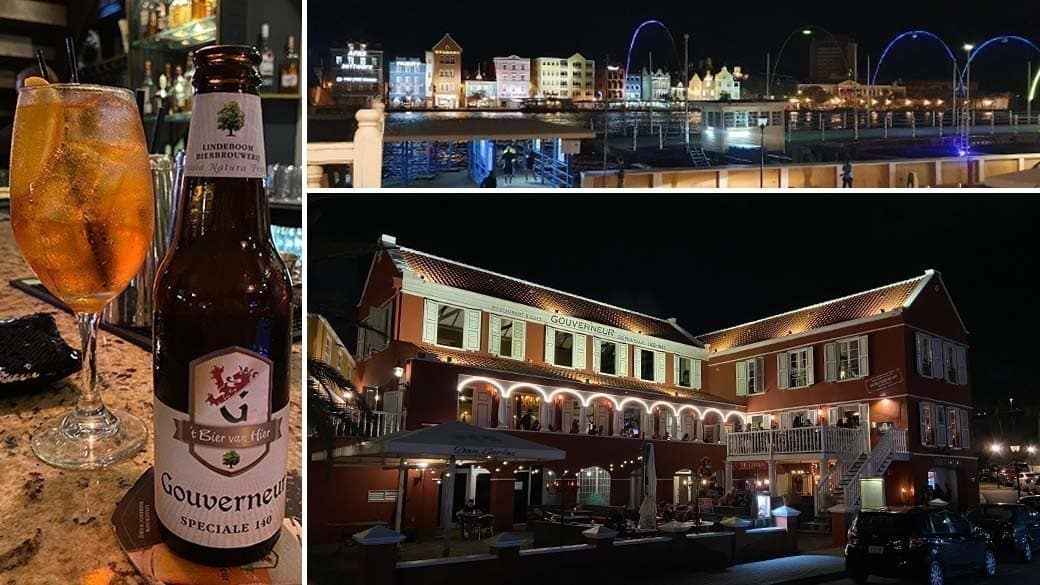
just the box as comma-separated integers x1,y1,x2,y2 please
845,507,996,585
1020,495,1040,510
980,466,1000,483
966,504,1040,562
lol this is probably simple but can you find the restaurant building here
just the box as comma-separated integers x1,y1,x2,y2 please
310,237,976,543
388,57,427,108
532,53,597,101
328,42,384,105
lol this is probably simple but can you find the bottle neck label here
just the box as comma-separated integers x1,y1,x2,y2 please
184,92,266,179
154,346,287,548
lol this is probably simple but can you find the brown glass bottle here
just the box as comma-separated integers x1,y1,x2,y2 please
152,45,292,567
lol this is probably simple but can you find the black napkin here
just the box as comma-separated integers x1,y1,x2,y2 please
0,313,80,390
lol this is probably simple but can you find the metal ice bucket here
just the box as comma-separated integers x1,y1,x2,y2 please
103,153,178,329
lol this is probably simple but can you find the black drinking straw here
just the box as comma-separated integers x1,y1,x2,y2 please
150,104,167,154
34,49,49,81
65,37,79,83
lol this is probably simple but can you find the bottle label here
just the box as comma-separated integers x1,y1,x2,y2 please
280,73,298,89
184,92,265,179
154,347,287,549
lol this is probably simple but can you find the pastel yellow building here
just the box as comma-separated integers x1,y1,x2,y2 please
308,313,356,397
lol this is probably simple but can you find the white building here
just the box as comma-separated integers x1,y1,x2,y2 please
689,66,743,101
493,55,531,107
533,52,596,101
641,68,671,101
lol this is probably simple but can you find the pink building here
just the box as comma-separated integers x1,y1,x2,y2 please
493,55,531,107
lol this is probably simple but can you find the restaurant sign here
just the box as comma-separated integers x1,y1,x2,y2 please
453,445,518,458
732,461,768,471
866,369,903,393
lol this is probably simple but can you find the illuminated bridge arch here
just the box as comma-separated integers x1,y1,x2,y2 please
961,36,1040,86
624,20,679,81
872,30,959,87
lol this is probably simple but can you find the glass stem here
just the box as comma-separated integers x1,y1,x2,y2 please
75,312,106,417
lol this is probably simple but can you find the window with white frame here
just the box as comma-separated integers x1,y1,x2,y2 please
596,339,622,375
578,466,611,505
423,300,480,351
947,407,961,448
545,327,586,369
778,347,814,389
916,332,968,384
489,315,525,360
919,402,936,446
825,336,869,382
633,348,665,383
639,349,655,381
736,357,765,396
676,356,692,387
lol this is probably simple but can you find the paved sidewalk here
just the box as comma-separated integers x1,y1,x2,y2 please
644,554,847,585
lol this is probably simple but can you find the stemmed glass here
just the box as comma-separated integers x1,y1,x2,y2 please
9,82,154,468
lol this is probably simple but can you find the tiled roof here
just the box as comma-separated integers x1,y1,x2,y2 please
413,343,740,407
696,272,930,351
395,247,695,345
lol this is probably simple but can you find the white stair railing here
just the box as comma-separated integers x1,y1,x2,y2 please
814,464,835,514
842,428,908,509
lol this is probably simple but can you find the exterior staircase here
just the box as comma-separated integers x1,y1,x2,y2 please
829,454,868,506
688,147,713,167
836,429,910,509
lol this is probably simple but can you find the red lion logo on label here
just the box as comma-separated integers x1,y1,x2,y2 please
206,365,259,406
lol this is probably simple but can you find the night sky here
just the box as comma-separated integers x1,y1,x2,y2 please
309,195,1038,420
316,1,1039,90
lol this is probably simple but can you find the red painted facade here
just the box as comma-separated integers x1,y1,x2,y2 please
310,237,978,545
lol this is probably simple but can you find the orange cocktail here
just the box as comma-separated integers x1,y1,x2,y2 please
9,79,153,469
11,82,153,313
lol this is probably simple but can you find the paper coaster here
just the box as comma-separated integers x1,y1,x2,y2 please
111,467,302,585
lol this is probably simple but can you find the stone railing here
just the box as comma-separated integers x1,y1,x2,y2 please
307,101,386,188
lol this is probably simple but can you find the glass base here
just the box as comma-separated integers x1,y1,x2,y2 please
31,408,147,469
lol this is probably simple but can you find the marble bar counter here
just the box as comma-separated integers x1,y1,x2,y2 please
0,221,303,584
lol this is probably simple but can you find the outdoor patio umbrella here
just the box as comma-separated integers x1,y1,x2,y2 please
638,442,657,530
329,421,565,556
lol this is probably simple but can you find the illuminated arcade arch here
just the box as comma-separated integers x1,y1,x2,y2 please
872,30,959,87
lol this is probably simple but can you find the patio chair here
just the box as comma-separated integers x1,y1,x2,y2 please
477,514,495,539
698,497,715,515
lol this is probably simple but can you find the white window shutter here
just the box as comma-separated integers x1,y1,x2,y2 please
736,360,748,396
655,351,666,383
777,352,790,390
858,335,870,377
943,342,954,383
422,299,438,344
593,338,602,373
806,347,815,386
673,355,680,387
930,337,944,379
824,343,837,382
915,332,925,376
960,409,970,448
829,407,840,426
956,346,968,385
693,359,702,389
936,406,947,446
488,315,502,356
633,348,643,379
780,411,792,429
513,320,526,360
919,402,929,445
544,326,555,365
755,357,765,393
574,334,587,370
618,343,628,377
463,309,481,351
356,328,367,359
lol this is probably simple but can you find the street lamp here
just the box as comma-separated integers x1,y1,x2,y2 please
758,117,769,188
990,443,1002,454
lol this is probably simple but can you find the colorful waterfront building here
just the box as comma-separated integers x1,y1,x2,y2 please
429,34,463,109
388,57,426,108
493,55,531,107
532,53,596,101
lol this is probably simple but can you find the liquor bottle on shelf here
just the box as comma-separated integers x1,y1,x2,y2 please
191,0,208,20
279,35,299,94
184,51,196,111
206,0,217,17
257,23,275,91
153,45,291,567
168,0,191,28
140,59,156,115
139,0,157,37
172,65,187,113
156,64,170,114
154,0,168,34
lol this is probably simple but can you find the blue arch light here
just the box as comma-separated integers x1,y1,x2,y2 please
872,30,958,87
624,20,679,80
960,36,1040,86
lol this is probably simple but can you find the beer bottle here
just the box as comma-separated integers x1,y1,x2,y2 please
152,45,292,566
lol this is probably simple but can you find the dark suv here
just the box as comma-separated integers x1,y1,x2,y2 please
966,504,1040,562
845,507,996,585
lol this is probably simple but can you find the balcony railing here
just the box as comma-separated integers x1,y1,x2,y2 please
332,407,406,440
725,426,865,458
